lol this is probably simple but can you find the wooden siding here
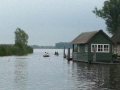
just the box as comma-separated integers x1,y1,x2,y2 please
88,32,113,62
77,44,88,61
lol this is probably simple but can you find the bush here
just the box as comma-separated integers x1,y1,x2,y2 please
112,52,118,59
0,45,33,56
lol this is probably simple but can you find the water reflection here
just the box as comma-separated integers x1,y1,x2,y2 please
108,65,120,89
1,49,120,90
71,61,120,90
14,58,28,90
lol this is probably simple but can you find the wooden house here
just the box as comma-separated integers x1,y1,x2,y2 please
111,30,120,56
71,30,116,62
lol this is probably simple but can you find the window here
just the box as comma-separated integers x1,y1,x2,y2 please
98,45,103,52
92,45,97,52
104,45,109,52
91,44,109,52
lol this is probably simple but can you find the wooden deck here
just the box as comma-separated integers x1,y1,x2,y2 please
72,59,120,65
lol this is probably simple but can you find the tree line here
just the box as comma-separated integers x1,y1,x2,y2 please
0,28,33,56
55,42,72,49
31,42,72,49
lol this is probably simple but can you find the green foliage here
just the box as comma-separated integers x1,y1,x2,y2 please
0,45,12,56
13,28,33,55
15,28,28,46
0,27,33,56
93,0,120,35
0,45,33,56
112,51,118,59
11,46,20,55
26,46,33,53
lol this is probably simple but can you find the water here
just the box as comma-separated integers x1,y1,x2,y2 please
0,49,120,90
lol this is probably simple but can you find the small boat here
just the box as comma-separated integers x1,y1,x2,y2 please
54,53,59,56
43,55,50,57
43,52,49,57
54,52,59,56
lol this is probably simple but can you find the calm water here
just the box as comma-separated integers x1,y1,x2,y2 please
0,49,120,90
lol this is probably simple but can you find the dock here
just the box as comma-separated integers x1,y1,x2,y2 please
63,47,73,60
72,59,120,65
63,47,120,65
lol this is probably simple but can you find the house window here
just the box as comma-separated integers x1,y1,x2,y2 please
91,44,109,52
98,45,103,52
104,45,109,52
85,44,88,52
92,44,97,52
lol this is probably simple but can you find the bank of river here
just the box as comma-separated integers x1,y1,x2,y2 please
0,49,119,90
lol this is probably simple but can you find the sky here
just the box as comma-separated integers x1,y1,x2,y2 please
0,0,108,46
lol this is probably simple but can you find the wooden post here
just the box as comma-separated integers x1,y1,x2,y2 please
67,48,70,60
63,47,66,58
73,44,74,52
93,47,96,62
72,44,74,58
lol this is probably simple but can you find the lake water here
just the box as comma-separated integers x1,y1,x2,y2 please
0,49,120,90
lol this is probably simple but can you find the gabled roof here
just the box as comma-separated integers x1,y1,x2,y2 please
111,30,120,44
71,30,116,44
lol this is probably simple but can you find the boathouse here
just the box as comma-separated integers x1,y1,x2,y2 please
111,30,120,56
71,30,116,62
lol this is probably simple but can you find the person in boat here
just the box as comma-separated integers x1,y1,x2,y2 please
43,52,46,56
54,51,57,55
43,52,49,57
46,52,49,56
55,51,59,55
56,52,59,55
44,52,47,55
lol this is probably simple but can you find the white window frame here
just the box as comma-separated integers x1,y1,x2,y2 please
91,44,109,53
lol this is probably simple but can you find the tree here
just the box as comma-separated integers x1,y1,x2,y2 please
15,28,28,46
93,0,120,35
14,28,29,55
0,28,33,56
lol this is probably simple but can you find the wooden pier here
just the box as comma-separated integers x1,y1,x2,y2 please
63,47,72,60
72,59,120,65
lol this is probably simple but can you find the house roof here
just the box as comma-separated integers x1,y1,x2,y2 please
71,30,116,44
111,30,120,44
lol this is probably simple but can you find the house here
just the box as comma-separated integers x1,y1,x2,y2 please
111,30,120,56
71,30,116,62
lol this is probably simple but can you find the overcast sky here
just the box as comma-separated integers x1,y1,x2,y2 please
0,0,108,46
